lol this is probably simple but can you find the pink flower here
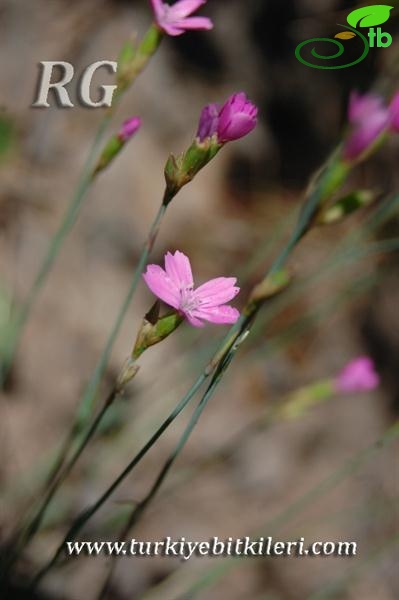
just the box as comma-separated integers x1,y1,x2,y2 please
335,356,380,393
150,0,213,37
344,92,390,161
118,116,142,142
389,91,399,132
143,251,240,327
197,92,258,143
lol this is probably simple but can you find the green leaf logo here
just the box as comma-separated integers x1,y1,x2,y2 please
347,5,393,28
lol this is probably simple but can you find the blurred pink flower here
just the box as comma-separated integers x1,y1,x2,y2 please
335,356,380,393
143,251,240,327
118,116,142,142
150,0,213,37
197,92,258,143
344,92,390,161
389,91,399,132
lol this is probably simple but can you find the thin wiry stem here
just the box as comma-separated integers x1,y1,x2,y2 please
30,372,207,590
12,202,167,559
0,114,111,388
3,388,119,576
0,25,164,389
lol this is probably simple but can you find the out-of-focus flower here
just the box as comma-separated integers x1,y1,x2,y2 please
143,251,240,327
150,0,213,37
197,92,258,143
335,356,380,393
118,116,142,142
388,91,399,132
344,92,390,161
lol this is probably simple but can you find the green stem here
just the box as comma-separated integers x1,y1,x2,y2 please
3,388,118,575
97,350,240,597
30,372,207,590
0,115,111,387
15,202,167,562
76,202,167,428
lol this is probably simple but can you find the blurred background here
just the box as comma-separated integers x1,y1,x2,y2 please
0,0,399,598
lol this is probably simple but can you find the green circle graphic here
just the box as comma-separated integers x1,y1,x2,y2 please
295,24,370,69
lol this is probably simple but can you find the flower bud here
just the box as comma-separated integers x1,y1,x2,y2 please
132,310,183,359
335,356,380,393
93,116,141,175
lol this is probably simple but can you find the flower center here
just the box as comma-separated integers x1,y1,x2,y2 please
179,286,199,315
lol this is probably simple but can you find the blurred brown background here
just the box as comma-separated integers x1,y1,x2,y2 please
0,0,399,598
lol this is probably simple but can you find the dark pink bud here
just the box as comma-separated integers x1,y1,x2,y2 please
119,116,142,142
196,103,221,142
216,92,258,143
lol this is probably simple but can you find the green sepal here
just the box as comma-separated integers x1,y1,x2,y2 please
117,38,137,84
247,268,292,312
132,310,183,359
115,25,163,98
318,189,375,225
276,379,334,420
163,138,222,203
93,135,124,175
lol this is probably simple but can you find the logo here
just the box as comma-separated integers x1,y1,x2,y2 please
295,4,393,69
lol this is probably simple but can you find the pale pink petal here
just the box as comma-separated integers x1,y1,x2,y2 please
193,305,240,324
176,16,213,30
165,251,194,289
143,265,180,309
170,0,206,19
161,22,185,36
389,91,399,131
194,277,239,307
348,92,385,123
185,312,206,328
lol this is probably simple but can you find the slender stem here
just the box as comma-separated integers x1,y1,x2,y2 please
3,388,118,576
0,115,111,388
30,373,207,590
75,202,167,429
97,352,237,598
18,202,167,556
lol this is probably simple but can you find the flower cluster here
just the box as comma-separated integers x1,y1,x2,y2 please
335,356,380,393
197,92,258,144
143,251,240,327
151,0,213,36
344,91,399,161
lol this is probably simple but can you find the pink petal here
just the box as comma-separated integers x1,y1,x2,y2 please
143,265,180,309
164,251,194,289
193,305,240,324
185,313,206,328
194,277,239,307
348,92,385,123
170,0,206,19
176,16,213,30
389,91,399,131
160,22,185,36
218,113,257,142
